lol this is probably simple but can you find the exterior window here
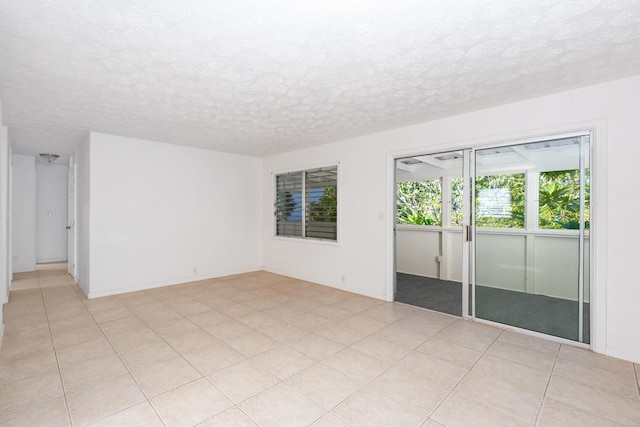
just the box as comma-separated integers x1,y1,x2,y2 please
475,173,525,228
539,169,590,229
396,179,442,226
275,166,338,241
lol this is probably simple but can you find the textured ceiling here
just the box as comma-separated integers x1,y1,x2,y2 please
1,1,640,158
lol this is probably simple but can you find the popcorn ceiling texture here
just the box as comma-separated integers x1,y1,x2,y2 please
0,0,639,157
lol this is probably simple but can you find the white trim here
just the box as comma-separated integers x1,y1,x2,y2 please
605,345,640,364
7,146,12,287
590,120,607,355
0,126,9,304
12,266,36,273
578,137,587,342
386,126,594,162
35,258,68,264
386,154,397,301
86,266,262,298
263,266,388,301
271,236,340,247
395,224,443,231
272,162,340,243
270,161,341,176
465,128,594,153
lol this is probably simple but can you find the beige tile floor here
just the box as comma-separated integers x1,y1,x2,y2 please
1,263,640,426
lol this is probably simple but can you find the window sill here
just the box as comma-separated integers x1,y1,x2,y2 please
271,236,340,247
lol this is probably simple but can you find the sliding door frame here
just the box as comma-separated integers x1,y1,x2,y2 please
386,123,604,352
470,130,592,344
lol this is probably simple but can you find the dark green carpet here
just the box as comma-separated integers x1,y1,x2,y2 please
395,273,462,316
396,273,590,343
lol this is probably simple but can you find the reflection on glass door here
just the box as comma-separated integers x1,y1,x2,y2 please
394,151,469,317
473,135,590,343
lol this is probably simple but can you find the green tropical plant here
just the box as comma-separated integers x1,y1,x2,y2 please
539,169,590,229
308,186,337,222
451,177,464,226
396,180,442,225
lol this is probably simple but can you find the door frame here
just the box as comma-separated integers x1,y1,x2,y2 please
386,145,474,318
67,156,76,279
470,130,591,344
386,122,606,352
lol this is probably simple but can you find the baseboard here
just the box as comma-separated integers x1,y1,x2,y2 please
605,345,640,364
12,266,36,273
87,266,263,299
262,267,387,301
36,258,68,264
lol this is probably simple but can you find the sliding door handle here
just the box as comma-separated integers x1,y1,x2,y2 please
465,225,472,242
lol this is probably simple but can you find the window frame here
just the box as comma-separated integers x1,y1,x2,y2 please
273,164,339,243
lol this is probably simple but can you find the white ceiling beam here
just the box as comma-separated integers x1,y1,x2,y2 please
413,155,447,169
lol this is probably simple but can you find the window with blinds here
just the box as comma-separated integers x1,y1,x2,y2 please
275,166,338,241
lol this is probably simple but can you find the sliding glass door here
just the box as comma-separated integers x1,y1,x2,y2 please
393,133,591,343
472,135,590,343
394,151,469,317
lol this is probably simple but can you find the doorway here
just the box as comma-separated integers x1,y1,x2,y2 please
35,159,69,265
394,132,591,343
394,150,468,317
11,154,72,277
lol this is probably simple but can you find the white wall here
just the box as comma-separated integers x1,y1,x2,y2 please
36,163,68,263
75,137,91,294
396,227,464,283
0,101,9,337
262,75,640,362
86,132,262,297
0,129,8,296
396,227,440,278
11,155,36,273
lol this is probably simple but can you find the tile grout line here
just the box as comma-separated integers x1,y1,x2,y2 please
89,295,174,427
321,318,474,426
635,363,640,399
146,284,343,426
209,305,354,425
192,298,388,425
532,341,562,426
39,271,74,427
110,288,318,425
421,327,505,425
13,270,628,427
